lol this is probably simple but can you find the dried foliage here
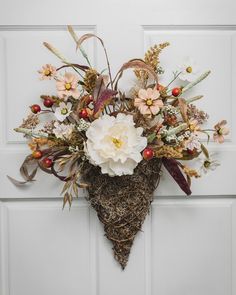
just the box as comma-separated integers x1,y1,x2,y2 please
155,145,183,158
134,42,169,81
83,68,98,93
19,114,39,129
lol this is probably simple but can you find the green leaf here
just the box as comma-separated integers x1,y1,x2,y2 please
201,144,209,159
147,133,156,143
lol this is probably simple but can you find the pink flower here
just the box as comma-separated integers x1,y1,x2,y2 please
134,88,163,116
38,64,56,80
56,72,80,100
213,120,229,143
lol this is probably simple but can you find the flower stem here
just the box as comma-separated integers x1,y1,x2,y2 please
202,129,214,132
166,71,182,89
14,128,48,138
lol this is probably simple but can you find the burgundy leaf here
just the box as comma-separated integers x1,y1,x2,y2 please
162,157,192,195
94,89,117,116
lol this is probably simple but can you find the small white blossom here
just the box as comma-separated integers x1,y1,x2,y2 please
163,105,179,116
77,119,90,132
178,57,200,82
53,122,74,139
54,102,72,122
166,134,178,143
68,146,80,152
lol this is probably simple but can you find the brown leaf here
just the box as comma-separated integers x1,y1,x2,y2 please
178,98,188,122
78,182,89,189
76,33,104,51
9,154,38,184
7,175,29,186
57,63,89,72
62,192,70,209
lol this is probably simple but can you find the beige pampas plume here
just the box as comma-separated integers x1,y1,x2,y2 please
43,42,68,63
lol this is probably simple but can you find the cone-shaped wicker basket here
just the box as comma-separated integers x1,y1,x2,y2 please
82,158,162,269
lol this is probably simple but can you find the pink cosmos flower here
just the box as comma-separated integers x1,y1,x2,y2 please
134,88,163,116
56,72,80,100
38,64,57,80
213,120,229,143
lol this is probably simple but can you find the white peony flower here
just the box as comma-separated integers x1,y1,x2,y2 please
178,57,200,82
85,113,147,176
54,102,72,122
53,122,74,139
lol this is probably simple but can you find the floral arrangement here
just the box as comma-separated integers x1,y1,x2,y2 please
9,26,229,269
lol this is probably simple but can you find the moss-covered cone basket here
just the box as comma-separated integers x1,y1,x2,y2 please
82,158,162,269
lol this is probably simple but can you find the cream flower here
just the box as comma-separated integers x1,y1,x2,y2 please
38,64,57,80
85,113,147,176
184,134,201,151
188,118,201,132
198,153,220,175
54,102,72,122
56,72,80,99
178,57,200,82
213,120,229,143
134,88,163,116
53,122,74,139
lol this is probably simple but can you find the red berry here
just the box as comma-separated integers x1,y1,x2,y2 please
43,98,54,108
31,104,41,114
143,147,154,160
172,87,181,97
42,157,53,168
79,109,89,119
32,150,43,159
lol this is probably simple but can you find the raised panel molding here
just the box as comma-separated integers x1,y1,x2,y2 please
0,25,96,146
0,201,10,295
149,199,234,295
143,25,236,146
1,198,236,295
0,200,95,295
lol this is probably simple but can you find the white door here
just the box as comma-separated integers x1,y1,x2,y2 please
0,1,236,295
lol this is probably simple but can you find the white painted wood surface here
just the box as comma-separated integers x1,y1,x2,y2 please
0,0,236,294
